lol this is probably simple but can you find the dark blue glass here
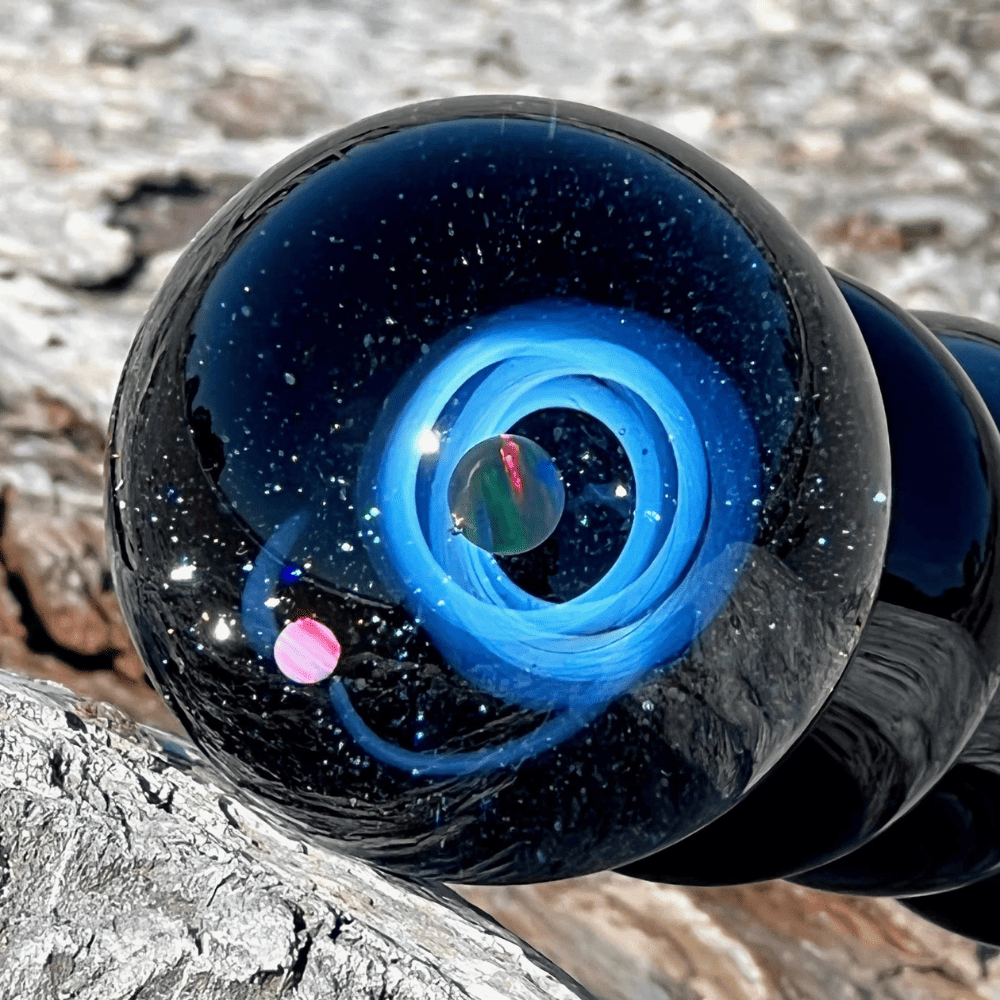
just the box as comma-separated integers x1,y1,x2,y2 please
787,312,1000,917
891,312,1000,946
108,97,889,884
619,276,1000,888
111,95,1000,947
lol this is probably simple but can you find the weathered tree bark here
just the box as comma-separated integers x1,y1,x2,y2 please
0,670,592,1000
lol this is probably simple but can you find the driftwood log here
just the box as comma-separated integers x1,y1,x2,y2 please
0,670,591,1000
5,0,1000,996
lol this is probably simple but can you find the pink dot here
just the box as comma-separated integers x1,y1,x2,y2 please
274,617,342,684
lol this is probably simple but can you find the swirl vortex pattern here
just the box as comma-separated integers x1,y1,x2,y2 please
360,300,759,700
337,299,761,771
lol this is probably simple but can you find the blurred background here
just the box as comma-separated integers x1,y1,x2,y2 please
3,0,1000,996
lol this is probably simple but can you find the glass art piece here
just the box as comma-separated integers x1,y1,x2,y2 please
107,96,1000,946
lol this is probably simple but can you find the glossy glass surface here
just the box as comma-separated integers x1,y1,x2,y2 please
791,310,1000,899
108,97,890,883
619,277,1000,887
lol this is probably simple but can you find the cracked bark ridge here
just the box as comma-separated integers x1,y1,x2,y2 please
0,671,592,1000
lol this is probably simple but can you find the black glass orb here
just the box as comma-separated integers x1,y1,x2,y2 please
107,96,891,884
786,310,1000,906
865,316,1000,949
619,276,1000,888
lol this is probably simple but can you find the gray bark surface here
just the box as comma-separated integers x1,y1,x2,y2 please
0,671,591,1000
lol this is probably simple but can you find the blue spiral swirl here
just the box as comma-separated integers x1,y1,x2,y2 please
241,510,312,659
241,300,760,775
360,300,758,719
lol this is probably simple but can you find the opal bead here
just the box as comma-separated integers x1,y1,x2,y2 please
447,433,565,556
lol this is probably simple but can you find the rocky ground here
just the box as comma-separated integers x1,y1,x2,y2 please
4,0,1000,996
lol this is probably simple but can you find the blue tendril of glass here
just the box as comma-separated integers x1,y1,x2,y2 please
242,299,760,775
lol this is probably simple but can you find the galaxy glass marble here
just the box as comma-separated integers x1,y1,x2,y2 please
110,95,888,881
108,95,1000,946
